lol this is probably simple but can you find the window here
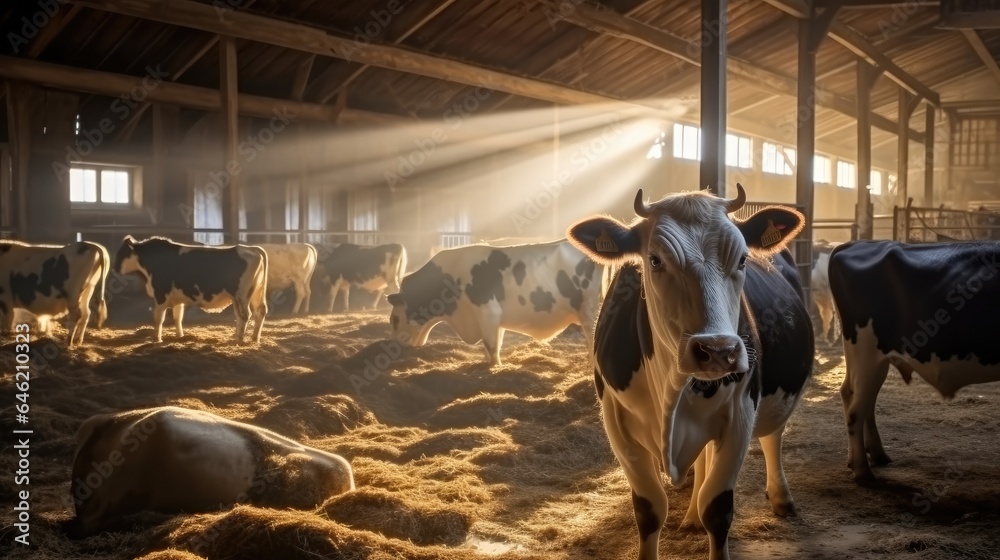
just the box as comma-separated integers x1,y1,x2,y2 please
725,134,752,169
870,170,883,195
814,155,832,184
437,193,472,248
348,189,378,245
762,142,795,175
69,164,133,205
837,160,856,189
673,123,700,161
193,181,223,245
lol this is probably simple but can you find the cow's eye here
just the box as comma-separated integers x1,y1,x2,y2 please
648,254,662,270
738,254,748,270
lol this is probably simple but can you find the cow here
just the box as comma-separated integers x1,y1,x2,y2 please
314,243,407,312
387,239,603,367
257,243,317,314
67,406,355,537
811,240,841,345
566,184,814,560
830,240,1000,484
113,236,268,344
0,240,109,346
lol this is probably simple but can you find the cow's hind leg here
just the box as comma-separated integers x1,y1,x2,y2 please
760,430,796,517
841,336,890,484
152,304,168,343
602,401,666,560
291,281,306,314
68,305,89,347
864,412,892,466
233,301,251,345
172,304,185,338
681,444,710,530
251,297,267,344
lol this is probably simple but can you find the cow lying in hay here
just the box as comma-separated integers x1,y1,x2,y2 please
67,406,355,537
387,239,603,366
0,240,109,346
567,184,814,560
114,236,269,344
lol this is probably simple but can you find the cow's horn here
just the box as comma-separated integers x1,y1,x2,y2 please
634,189,651,218
725,183,747,214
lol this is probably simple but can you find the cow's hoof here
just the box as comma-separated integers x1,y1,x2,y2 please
852,470,879,486
679,515,703,532
868,451,892,467
771,501,797,518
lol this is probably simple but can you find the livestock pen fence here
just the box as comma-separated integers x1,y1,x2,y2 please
893,202,1000,242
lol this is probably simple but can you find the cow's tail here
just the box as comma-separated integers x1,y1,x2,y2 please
393,244,408,292
94,242,109,328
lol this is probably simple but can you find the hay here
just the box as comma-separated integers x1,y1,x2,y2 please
319,487,474,545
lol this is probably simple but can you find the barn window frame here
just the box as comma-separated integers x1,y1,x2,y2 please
814,154,832,184
762,142,795,176
672,123,701,161
836,160,856,189
725,133,752,169
68,163,141,209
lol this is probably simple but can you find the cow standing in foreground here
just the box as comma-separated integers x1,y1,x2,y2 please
0,240,109,346
314,243,407,312
114,236,268,344
257,243,317,314
68,406,355,537
830,240,1000,484
388,239,603,367
567,185,813,560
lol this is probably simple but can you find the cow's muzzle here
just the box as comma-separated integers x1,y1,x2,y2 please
681,334,748,379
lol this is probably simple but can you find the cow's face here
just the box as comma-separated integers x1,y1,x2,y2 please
114,236,143,276
386,293,432,347
568,184,803,381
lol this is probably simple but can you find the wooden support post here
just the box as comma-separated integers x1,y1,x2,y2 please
220,36,240,244
946,109,956,205
796,15,820,309
298,125,309,243
856,62,875,240
897,89,911,205
924,104,935,206
699,0,726,195
5,83,30,238
551,103,559,237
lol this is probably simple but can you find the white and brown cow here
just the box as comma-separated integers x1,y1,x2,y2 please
811,239,841,345
314,243,407,312
257,243,317,314
567,185,814,560
0,240,109,346
830,240,1000,484
113,236,268,344
388,239,603,367
67,406,355,537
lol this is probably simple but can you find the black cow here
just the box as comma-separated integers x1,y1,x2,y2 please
114,236,268,344
831,240,1000,483
313,243,407,312
567,184,814,560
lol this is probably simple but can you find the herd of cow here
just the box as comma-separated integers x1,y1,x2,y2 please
6,184,1000,559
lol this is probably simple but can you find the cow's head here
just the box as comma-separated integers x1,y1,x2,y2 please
114,235,143,277
568,184,803,381
387,261,463,347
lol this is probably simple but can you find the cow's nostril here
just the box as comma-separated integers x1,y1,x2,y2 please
694,344,711,364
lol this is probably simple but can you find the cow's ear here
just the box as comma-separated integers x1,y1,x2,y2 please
567,216,640,264
737,206,805,255
387,293,403,306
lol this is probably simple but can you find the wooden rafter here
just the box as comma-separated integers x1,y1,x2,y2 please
960,29,1000,88
23,5,82,58
69,0,679,114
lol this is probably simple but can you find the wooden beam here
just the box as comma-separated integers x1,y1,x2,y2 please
730,94,780,116
291,54,315,101
940,12,1000,29
816,119,856,140
526,0,925,141
221,36,240,244
941,99,1000,109
898,88,912,204
925,105,935,205
71,0,655,111
960,29,1000,88
23,5,82,58
816,13,939,80
816,0,938,6
700,0,726,195
857,62,873,240
797,15,817,302
763,0,941,106
308,0,461,104
0,54,347,122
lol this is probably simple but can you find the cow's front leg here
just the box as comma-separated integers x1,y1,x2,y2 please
152,304,168,342
482,326,505,367
760,430,795,517
172,304,185,338
371,288,384,310
700,425,752,560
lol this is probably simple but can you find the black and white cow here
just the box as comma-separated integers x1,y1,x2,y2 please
314,243,407,312
68,406,355,536
830,240,1000,483
811,240,841,345
387,239,603,367
257,243,317,314
0,240,109,346
567,185,814,560
114,236,269,344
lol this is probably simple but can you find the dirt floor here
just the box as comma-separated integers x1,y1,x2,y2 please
2,304,1000,560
